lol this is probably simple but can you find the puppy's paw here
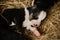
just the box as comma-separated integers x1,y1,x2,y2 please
22,20,31,29
22,20,27,27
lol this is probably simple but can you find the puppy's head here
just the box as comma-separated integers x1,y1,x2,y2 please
23,7,46,36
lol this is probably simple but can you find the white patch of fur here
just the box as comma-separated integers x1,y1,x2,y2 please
23,8,32,30
24,8,29,20
38,11,46,21
23,8,36,31
9,21,16,26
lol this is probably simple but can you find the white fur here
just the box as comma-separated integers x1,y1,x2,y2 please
23,8,32,30
38,11,46,21
23,8,36,31
9,21,16,26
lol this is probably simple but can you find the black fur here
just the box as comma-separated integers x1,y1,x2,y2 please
34,0,58,11
0,14,32,40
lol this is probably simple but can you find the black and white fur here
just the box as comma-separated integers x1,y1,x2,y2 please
0,0,57,40
23,8,46,31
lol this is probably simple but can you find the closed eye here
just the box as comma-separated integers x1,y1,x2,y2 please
32,17,38,20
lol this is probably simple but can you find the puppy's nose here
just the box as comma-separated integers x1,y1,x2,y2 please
31,20,39,27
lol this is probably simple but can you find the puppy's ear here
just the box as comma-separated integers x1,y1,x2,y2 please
38,11,46,21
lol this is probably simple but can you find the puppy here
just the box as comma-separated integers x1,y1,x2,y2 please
1,0,57,37
23,6,46,36
22,0,57,36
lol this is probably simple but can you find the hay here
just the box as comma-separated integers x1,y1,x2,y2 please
0,0,34,12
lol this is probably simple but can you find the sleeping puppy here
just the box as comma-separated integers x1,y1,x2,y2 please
23,7,46,36
1,7,46,37
23,0,57,36
1,0,57,37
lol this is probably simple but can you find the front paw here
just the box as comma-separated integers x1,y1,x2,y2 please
22,20,27,27
23,20,32,30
